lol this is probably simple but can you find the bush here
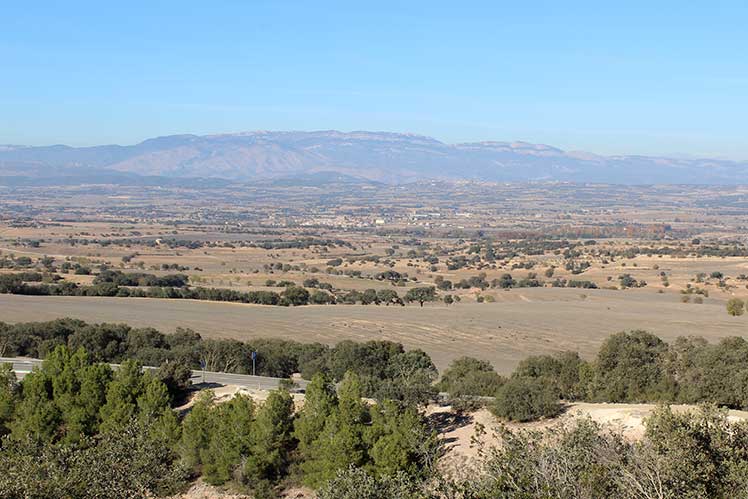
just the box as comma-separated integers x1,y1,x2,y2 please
491,377,561,422
513,351,588,400
437,357,505,398
727,298,745,316
310,290,335,304
593,330,673,402
155,360,193,403
317,466,425,499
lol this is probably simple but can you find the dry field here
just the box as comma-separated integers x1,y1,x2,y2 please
2,286,746,372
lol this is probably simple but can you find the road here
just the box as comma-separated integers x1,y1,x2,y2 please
0,357,307,392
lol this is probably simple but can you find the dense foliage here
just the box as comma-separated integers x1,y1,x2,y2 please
0,319,437,404
6,319,748,496
0,349,437,498
439,330,748,413
93,270,189,288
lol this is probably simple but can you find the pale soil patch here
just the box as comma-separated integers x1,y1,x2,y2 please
174,481,252,499
434,402,748,473
176,385,304,413
175,482,315,499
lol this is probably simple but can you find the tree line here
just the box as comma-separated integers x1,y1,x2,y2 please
7,319,748,416
438,330,748,421
0,272,439,308
0,319,438,406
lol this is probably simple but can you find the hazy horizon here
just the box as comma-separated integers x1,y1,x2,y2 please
3,129,747,163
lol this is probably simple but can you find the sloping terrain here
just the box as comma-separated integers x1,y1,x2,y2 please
2,130,747,184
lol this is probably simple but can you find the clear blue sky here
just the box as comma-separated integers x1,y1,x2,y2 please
2,1,746,158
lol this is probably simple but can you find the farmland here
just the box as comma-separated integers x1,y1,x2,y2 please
0,284,743,372
3,183,748,366
5,180,748,498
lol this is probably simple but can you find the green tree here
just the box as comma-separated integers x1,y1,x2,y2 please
294,373,337,458
491,376,560,422
513,351,588,400
361,289,379,305
376,289,401,305
404,287,437,307
179,390,215,469
0,363,17,437
310,290,334,304
11,346,111,443
10,368,61,442
201,394,255,485
99,359,144,432
136,372,172,422
438,356,505,398
365,401,437,477
243,390,295,485
155,359,193,404
594,330,674,402
281,286,310,306
377,350,438,406
303,371,369,487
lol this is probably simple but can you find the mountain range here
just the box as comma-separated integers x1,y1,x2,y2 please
1,130,746,185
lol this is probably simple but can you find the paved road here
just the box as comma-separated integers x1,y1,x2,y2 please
1,358,37,380
0,357,307,392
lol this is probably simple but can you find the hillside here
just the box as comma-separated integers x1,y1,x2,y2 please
2,130,747,184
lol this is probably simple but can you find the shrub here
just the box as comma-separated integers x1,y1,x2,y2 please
727,298,745,316
317,466,425,499
438,357,505,398
491,377,561,422
155,360,193,403
513,351,588,400
593,330,673,402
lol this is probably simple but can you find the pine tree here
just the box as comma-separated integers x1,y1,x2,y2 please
243,390,295,484
0,363,17,437
11,346,111,443
366,401,430,476
293,372,337,457
136,372,171,421
201,394,255,485
11,371,60,441
99,359,143,432
303,371,369,487
179,390,215,469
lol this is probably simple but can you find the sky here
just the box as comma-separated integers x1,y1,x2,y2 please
1,1,747,159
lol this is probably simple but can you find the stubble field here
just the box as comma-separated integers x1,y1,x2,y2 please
1,286,743,372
